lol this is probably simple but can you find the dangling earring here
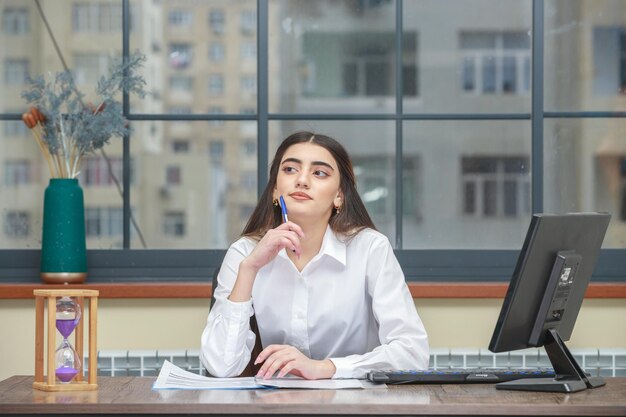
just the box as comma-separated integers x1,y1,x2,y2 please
335,205,341,214
273,198,279,207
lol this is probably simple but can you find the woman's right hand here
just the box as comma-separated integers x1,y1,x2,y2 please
241,222,305,272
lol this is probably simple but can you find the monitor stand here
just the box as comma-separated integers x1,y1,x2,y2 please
495,328,606,393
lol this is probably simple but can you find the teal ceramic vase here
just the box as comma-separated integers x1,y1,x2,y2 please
40,178,87,284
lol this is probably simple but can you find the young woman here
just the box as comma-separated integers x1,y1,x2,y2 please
200,131,429,380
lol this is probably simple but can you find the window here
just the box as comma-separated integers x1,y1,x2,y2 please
240,10,256,34
593,27,626,95
240,42,256,60
169,75,193,91
241,140,256,156
168,10,192,27
240,171,256,190
169,43,192,69
460,31,531,95
208,42,225,63
301,32,418,98
166,166,181,186
241,75,256,95
208,74,224,95
3,120,28,137
209,9,225,34
2,7,28,35
72,3,123,32
85,207,123,238
209,141,224,162
3,59,28,84
172,140,190,153
3,211,29,238
74,54,111,84
4,159,31,186
80,156,126,187
163,212,185,236
462,156,530,218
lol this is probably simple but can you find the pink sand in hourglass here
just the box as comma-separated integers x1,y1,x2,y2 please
55,367,79,383
56,319,77,338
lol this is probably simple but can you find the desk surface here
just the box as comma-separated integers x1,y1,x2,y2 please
1,376,625,416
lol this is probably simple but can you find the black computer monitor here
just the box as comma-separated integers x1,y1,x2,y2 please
488,212,611,393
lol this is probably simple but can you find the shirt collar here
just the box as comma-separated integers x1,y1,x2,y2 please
319,225,347,266
277,225,347,266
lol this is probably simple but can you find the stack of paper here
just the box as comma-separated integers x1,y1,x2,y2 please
153,360,385,390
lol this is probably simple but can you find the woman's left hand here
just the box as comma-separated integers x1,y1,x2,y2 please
254,345,336,380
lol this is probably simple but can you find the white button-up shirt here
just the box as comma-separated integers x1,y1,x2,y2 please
200,226,429,379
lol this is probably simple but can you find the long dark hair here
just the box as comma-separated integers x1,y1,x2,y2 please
242,131,376,239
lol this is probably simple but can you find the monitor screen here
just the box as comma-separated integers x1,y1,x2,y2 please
488,212,610,393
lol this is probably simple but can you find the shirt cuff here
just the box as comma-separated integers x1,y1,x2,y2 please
220,298,254,322
328,357,355,379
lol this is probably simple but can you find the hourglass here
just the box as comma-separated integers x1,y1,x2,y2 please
33,289,98,391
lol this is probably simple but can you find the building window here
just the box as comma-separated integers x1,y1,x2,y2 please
240,42,256,61
593,27,626,95
85,207,123,238
209,141,224,162
3,59,29,84
169,75,193,91
461,156,530,218
241,140,256,156
240,171,256,190
460,31,531,95
80,156,130,187
208,42,225,63
208,74,224,95
240,10,256,35
208,9,225,34
168,10,192,27
168,106,191,115
2,7,29,35
4,159,31,186
166,165,181,186
72,3,123,32
302,32,417,98
3,120,28,137
169,43,193,69
241,75,256,94
3,211,29,238
172,140,190,153
163,211,186,236
74,54,111,84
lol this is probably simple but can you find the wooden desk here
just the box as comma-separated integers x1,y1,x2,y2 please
0,376,625,416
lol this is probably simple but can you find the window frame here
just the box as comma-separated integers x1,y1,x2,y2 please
1,0,625,285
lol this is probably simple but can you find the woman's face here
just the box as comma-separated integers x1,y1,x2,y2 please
274,142,342,224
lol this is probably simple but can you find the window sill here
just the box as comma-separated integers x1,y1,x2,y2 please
1,282,625,299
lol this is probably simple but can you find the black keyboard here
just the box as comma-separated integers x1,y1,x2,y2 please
367,368,556,384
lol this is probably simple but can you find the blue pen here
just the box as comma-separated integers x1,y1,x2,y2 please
279,195,288,223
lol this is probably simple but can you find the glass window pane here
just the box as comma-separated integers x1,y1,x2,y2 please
269,0,396,114
130,0,257,114
270,120,396,243
544,118,626,248
403,121,531,249
403,0,531,113
545,0,626,111
130,121,257,249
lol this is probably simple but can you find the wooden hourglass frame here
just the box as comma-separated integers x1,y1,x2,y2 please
33,289,99,391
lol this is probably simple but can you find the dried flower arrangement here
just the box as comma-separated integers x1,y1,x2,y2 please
21,53,148,178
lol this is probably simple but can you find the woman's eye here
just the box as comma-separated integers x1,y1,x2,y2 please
314,170,329,177
283,166,297,173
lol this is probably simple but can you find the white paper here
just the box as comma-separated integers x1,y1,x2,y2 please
153,360,264,390
153,360,386,390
